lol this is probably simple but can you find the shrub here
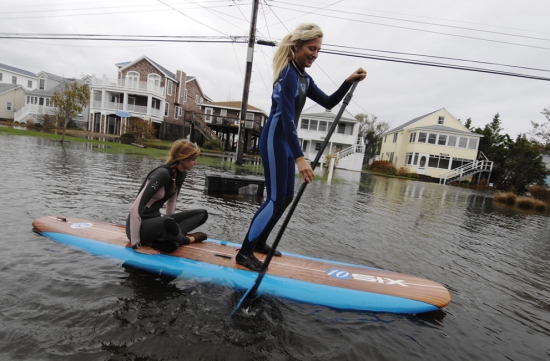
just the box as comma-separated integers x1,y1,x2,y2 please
527,185,550,203
369,160,397,175
202,139,223,151
494,192,517,205
407,172,419,179
516,196,535,210
119,133,135,144
534,200,547,212
397,167,409,177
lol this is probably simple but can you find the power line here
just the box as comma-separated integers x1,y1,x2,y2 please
273,1,550,43
266,4,550,51
320,49,550,82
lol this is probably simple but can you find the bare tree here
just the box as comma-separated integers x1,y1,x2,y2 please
51,81,90,142
356,113,390,163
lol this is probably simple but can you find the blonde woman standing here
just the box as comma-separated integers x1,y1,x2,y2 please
126,139,208,253
236,23,367,271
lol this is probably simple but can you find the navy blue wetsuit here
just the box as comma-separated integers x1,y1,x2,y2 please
240,62,352,255
126,164,208,252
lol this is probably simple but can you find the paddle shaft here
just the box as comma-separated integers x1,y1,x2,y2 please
235,81,359,307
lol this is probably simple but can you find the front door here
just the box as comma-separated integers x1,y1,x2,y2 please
417,154,428,175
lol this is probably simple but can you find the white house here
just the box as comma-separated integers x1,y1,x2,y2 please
15,72,90,127
0,63,37,91
378,108,491,184
0,84,26,121
297,103,365,171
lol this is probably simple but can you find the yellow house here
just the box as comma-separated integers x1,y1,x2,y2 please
378,108,490,183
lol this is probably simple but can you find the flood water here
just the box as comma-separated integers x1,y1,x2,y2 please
0,134,548,361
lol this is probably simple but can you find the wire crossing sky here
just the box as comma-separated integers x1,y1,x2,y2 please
0,0,549,137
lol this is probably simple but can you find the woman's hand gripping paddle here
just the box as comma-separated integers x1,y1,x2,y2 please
232,81,359,314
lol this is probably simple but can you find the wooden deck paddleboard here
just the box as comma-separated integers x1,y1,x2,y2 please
32,216,451,314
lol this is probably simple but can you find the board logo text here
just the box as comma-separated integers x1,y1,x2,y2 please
326,268,408,287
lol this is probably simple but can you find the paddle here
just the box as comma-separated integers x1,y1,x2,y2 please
232,80,359,314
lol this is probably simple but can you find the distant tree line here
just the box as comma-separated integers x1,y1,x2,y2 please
468,112,548,194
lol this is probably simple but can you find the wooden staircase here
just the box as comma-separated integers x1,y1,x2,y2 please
191,113,222,142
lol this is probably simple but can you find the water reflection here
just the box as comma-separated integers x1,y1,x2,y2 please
1,134,549,360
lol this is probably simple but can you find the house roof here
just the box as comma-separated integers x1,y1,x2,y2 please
383,108,475,136
26,78,84,96
301,103,357,122
385,109,440,134
118,56,177,81
204,101,266,114
37,71,69,83
0,62,36,78
0,83,23,96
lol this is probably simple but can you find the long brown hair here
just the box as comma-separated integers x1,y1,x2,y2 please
167,139,200,190
272,23,323,82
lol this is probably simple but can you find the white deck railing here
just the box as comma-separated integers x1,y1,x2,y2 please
439,160,493,184
91,76,165,96
14,104,57,122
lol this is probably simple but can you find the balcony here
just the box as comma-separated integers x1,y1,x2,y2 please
91,76,165,96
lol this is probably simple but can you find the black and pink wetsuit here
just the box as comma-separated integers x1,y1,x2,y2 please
125,164,208,252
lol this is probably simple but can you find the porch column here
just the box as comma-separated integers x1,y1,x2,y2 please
101,90,106,109
147,95,152,117
123,93,129,111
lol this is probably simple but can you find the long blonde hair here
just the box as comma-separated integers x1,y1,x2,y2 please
167,139,200,190
272,23,323,82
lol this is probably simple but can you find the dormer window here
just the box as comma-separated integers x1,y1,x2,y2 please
438,116,445,125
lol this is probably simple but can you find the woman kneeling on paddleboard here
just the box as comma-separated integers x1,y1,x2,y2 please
126,139,208,253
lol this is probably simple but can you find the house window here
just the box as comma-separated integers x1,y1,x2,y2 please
337,123,345,134
165,103,169,116
389,152,394,162
438,134,447,145
184,88,188,102
220,109,227,117
428,154,450,169
45,98,51,107
12,76,17,84
315,142,322,151
318,121,327,132
39,79,45,90
327,122,333,132
468,138,478,149
167,81,173,95
302,140,309,152
458,137,468,148
127,71,139,88
451,158,473,169
195,95,199,103
427,133,437,144
393,133,398,142
174,106,180,118
6,102,13,111
418,132,427,143
409,132,416,143
438,116,445,125
405,152,414,165
148,74,161,90
246,112,254,120
448,135,457,147
405,152,420,165
205,107,212,122
27,80,32,88
301,119,309,129
178,107,182,116
309,119,318,130
384,136,387,143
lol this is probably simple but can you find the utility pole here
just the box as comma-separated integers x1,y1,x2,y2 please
236,0,259,165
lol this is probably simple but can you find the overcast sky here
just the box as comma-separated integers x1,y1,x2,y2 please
1,0,549,138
